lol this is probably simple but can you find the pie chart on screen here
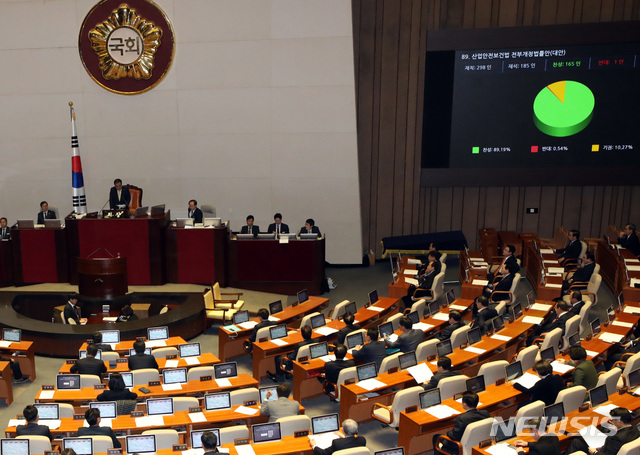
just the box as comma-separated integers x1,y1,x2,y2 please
533,80,595,137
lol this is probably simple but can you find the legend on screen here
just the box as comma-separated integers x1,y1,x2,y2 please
472,147,480,154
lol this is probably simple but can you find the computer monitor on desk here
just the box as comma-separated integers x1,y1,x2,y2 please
445,289,455,306
299,233,318,240
150,205,165,216
505,361,523,381
191,429,220,449
356,362,377,382
343,302,357,316
2,328,21,342
378,322,394,339
544,402,565,422
589,384,609,408
368,290,379,306
163,368,188,384
310,314,326,329
1,439,29,455
90,401,117,419
466,375,486,393
492,316,504,332
179,343,201,358
309,342,329,359
128,347,151,356
428,300,440,316
175,218,193,228
147,398,174,416
297,289,309,305
252,422,282,443
233,310,250,325
34,403,59,420
63,438,93,455
57,374,81,390
540,347,555,362
269,300,283,315
269,324,287,341
99,329,120,344
311,414,340,434
436,340,453,358
346,332,364,350
376,448,405,455
419,389,441,409
204,392,231,411
236,234,255,239
259,233,278,239
259,386,278,403
134,206,149,217
126,435,157,454
214,362,238,379
511,303,523,320
16,220,34,229
399,351,417,370
147,326,169,341
407,311,420,324
467,327,482,345
79,349,102,360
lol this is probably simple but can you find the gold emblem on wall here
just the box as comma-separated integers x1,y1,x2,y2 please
79,0,175,95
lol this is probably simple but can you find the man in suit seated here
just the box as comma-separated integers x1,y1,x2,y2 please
618,223,640,256
260,383,299,422
336,312,360,345
512,360,564,406
36,201,56,224
422,356,461,391
240,215,259,236
402,260,441,310
298,218,321,237
16,405,52,440
70,344,107,378
483,262,517,302
267,212,289,235
201,431,219,455
310,419,366,455
268,325,315,382
127,340,158,370
109,178,131,210
566,407,640,455
488,244,519,283
0,217,10,240
472,295,498,335
514,418,561,455
384,316,424,353
248,308,277,352
188,199,203,224
567,290,586,316
526,300,573,345
91,331,114,352
78,408,120,448
351,327,387,371
555,229,582,262
318,344,355,393
604,336,640,371
563,345,597,390
433,391,491,454
64,292,87,325
435,310,465,342
562,251,596,294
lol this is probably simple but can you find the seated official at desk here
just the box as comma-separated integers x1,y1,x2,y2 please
471,295,498,335
109,178,131,210
78,408,121,448
64,292,87,325
513,417,561,455
526,300,572,345
560,345,597,390
128,340,158,370
417,248,442,274
267,212,289,235
188,199,203,224
260,384,299,422
336,312,360,345
16,405,52,440
384,316,424,353
268,325,315,381
488,244,519,283
513,360,564,407
319,344,355,393
70,344,107,378
310,419,366,455
248,308,277,350
201,431,219,455
240,215,260,236
97,372,138,401
422,356,461,391
351,327,387,371
483,262,517,303
0,217,10,240
91,331,114,352
567,407,640,455
298,218,321,237
562,252,596,294
435,310,465,342
618,223,640,257
604,337,640,371
433,391,490,455
555,229,582,262
37,201,56,224
402,260,441,310
118,304,138,322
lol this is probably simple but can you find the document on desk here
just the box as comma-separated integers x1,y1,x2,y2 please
270,339,288,346
188,412,207,423
432,312,450,321
145,340,167,348
472,261,488,267
407,363,433,384
215,378,232,387
469,257,484,261
102,317,118,322
386,334,398,342
464,346,486,354
315,327,339,336
545,283,562,288
579,425,608,448
407,258,422,265
40,419,62,429
598,332,625,343
449,304,467,311
540,248,554,254
308,433,342,450
486,443,518,455
522,316,544,324
136,415,165,427
593,403,617,417
182,449,206,455
626,265,640,271
551,361,573,374
623,306,640,314
424,404,461,419
403,269,417,276
585,350,599,358
162,383,183,391
357,378,386,391
7,419,23,428
164,359,179,368
185,356,200,365
239,321,258,330
235,405,259,416
368,306,384,312
235,444,256,455
530,303,552,311
39,390,55,400
547,267,565,274
318,354,336,363
490,334,511,341
404,277,419,286
612,320,633,328
0,341,11,348
472,279,489,286
268,316,280,322
413,322,434,331
513,372,540,389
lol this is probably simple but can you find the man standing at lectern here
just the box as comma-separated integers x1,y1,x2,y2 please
267,213,289,235
188,200,203,224
36,201,56,224
109,179,131,210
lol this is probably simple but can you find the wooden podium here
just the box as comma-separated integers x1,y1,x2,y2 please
77,257,128,299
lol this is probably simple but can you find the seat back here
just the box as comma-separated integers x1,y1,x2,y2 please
79,374,101,388
477,360,509,385
330,300,352,320
416,339,439,363
622,352,640,382
379,353,401,374
333,448,371,455
387,313,404,332
152,347,178,359
578,301,593,337
212,282,222,300
460,418,495,455
132,368,160,386
595,369,621,396
230,388,260,406
539,328,563,358
430,272,445,301
388,386,423,428
450,325,471,350
201,204,216,218
555,385,587,413
127,184,143,215
79,435,113,453
142,430,179,450
58,403,75,418
494,301,507,316
578,241,588,260
219,426,249,445
586,273,602,296
15,435,51,454
619,438,640,455
203,289,214,310
335,366,358,401
593,263,601,275
101,351,120,362
276,415,311,436
173,397,199,412
514,400,544,425
515,346,539,372
562,315,581,348
410,299,427,318
438,375,469,400
187,366,215,382
117,399,138,416
296,345,311,362
440,253,447,264
509,273,521,294
255,326,272,341
300,312,321,329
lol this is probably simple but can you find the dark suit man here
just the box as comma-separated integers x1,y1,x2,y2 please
128,340,158,370
422,356,462,391
488,245,519,283
385,317,424,353
472,296,498,335
436,310,465,341
484,262,517,302
567,291,586,316
240,215,260,236
109,178,131,210
16,406,52,440
618,224,640,256
91,331,114,352
267,212,289,234
248,308,278,346
188,199,203,224
201,431,219,455
527,300,573,345
336,312,360,345
268,325,315,381
403,260,441,309
352,327,387,371
562,252,596,293
514,419,561,455
0,218,10,240
298,218,321,237
556,229,582,260
78,408,121,448
513,360,564,406
567,407,639,455
70,344,107,378
311,419,366,455
434,392,491,454
320,344,355,392
63,292,87,325
36,201,56,224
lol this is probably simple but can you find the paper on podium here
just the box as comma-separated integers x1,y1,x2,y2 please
472,279,489,286
522,316,544,324
0,341,11,348
598,332,624,343
530,303,552,311
235,405,259,416
432,312,450,321
145,340,167,348
308,433,341,450
279,236,289,244
102,317,118,322
413,322,434,331
185,356,200,365
472,261,488,267
39,390,55,400
551,361,573,374
424,404,461,419
162,383,183,391
235,445,256,455
404,277,419,286
239,321,258,329
407,363,433,383
315,327,338,336
612,320,633,328
164,360,179,368
215,378,232,387
188,412,207,423
513,372,540,389
271,339,288,346
579,425,608,448
356,378,385,391
486,443,518,455
368,306,384,312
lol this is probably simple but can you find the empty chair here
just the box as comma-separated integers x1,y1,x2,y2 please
416,339,439,363
371,385,423,428
276,415,311,436
616,352,640,388
477,360,509,385
536,328,563,359
435,417,494,455
79,435,113,453
151,347,178,359
173,397,199,412
408,299,427,318
334,448,371,455
101,351,120,362
562,273,601,306
187,366,215,382
561,315,581,350
494,301,507,316
450,325,471,350
378,353,402,375
577,301,593,337
514,400,545,425
58,403,75,418
329,300,352,320
438,375,469,400
142,429,179,450
132,368,159,386
116,399,137,416
79,374,102,388
324,366,357,402
555,385,587,413
512,346,539,372
230,388,260,406
15,436,51,454
254,326,273,342
204,283,244,327
219,425,249,445
595,369,621,397
387,313,404,331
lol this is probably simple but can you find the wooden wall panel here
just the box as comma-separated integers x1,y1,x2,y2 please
353,0,640,257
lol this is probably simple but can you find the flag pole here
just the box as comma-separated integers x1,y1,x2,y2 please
70,102,87,214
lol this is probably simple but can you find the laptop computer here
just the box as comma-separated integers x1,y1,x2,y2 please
378,322,394,339
492,316,505,332
204,392,231,411
259,386,278,403
146,398,174,415
0,439,29,455
178,343,201,358
214,362,238,379
150,205,165,216
589,384,609,408
16,220,34,229
544,402,565,422
309,342,329,359
591,318,602,336
233,310,250,325
346,332,364,349
628,368,640,392
399,351,417,370
466,375,486,393
407,311,420,324
511,303,523,320
252,422,282,443
190,429,221,449
343,302,357,316
56,374,81,390
269,324,288,340
568,332,581,347
492,417,517,442
540,346,555,362
34,403,59,420
467,327,482,345
269,300,283,315
310,314,326,329
162,368,188,384
297,289,309,305
436,340,453,358
368,290,379,306
505,361,523,381
204,218,222,227
428,300,441,316
236,233,255,239
128,347,152,356
311,414,340,434
63,438,93,455
356,362,378,382
126,435,156,454
134,206,149,217
175,218,193,228
376,448,404,455
99,330,120,344
2,328,21,343
147,326,169,341
419,389,441,409
89,401,117,419
299,233,318,240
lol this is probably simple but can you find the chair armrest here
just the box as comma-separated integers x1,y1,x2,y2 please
490,290,513,302
621,353,635,362
371,403,393,425
322,379,338,399
214,299,242,308
435,435,462,455
221,292,243,298
533,336,545,347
